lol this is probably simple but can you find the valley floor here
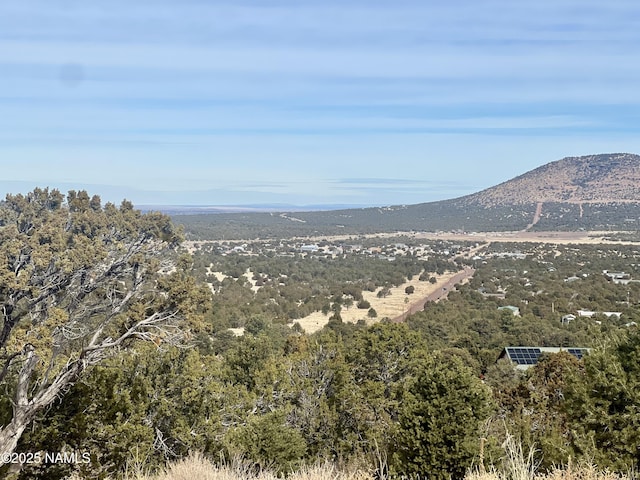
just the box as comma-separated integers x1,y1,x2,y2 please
416,230,638,245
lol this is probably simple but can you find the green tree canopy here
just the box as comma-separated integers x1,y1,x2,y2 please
391,351,493,480
565,332,640,471
0,188,206,462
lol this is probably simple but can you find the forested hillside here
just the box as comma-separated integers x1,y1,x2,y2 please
2,190,640,479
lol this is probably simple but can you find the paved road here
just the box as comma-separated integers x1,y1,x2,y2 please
392,266,475,323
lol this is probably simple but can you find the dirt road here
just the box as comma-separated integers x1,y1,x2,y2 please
524,202,544,231
415,230,636,245
392,266,475,322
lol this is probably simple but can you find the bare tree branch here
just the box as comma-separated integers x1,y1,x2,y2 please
0,188,194,464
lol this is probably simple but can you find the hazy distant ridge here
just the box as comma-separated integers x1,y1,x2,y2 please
176,153,640,238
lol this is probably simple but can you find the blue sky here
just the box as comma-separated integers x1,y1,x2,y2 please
2,1,640,207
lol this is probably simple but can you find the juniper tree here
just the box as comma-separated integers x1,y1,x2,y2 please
0,188,205,462
391,351,493,480
565,332,640,471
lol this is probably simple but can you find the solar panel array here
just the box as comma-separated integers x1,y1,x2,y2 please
566,348,587,360
505,347,588,366
505,347,541,365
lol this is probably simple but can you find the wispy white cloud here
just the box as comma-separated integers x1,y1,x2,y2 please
2,1,640,205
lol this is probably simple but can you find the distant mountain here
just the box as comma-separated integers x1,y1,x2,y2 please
141,204,372,215
459,153,640,207
176,154,640,239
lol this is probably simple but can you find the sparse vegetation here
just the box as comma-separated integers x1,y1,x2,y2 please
176,154,640,238
102,438,632,480
5,176,640,479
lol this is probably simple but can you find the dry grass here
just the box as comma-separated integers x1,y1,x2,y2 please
109,448,630,480
68,436,630,480
295,271,458,334
467,434,629,480
66,455,630,480
114,453,375,480
467,464,627,480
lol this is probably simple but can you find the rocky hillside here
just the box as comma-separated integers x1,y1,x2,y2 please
462,153,640,206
